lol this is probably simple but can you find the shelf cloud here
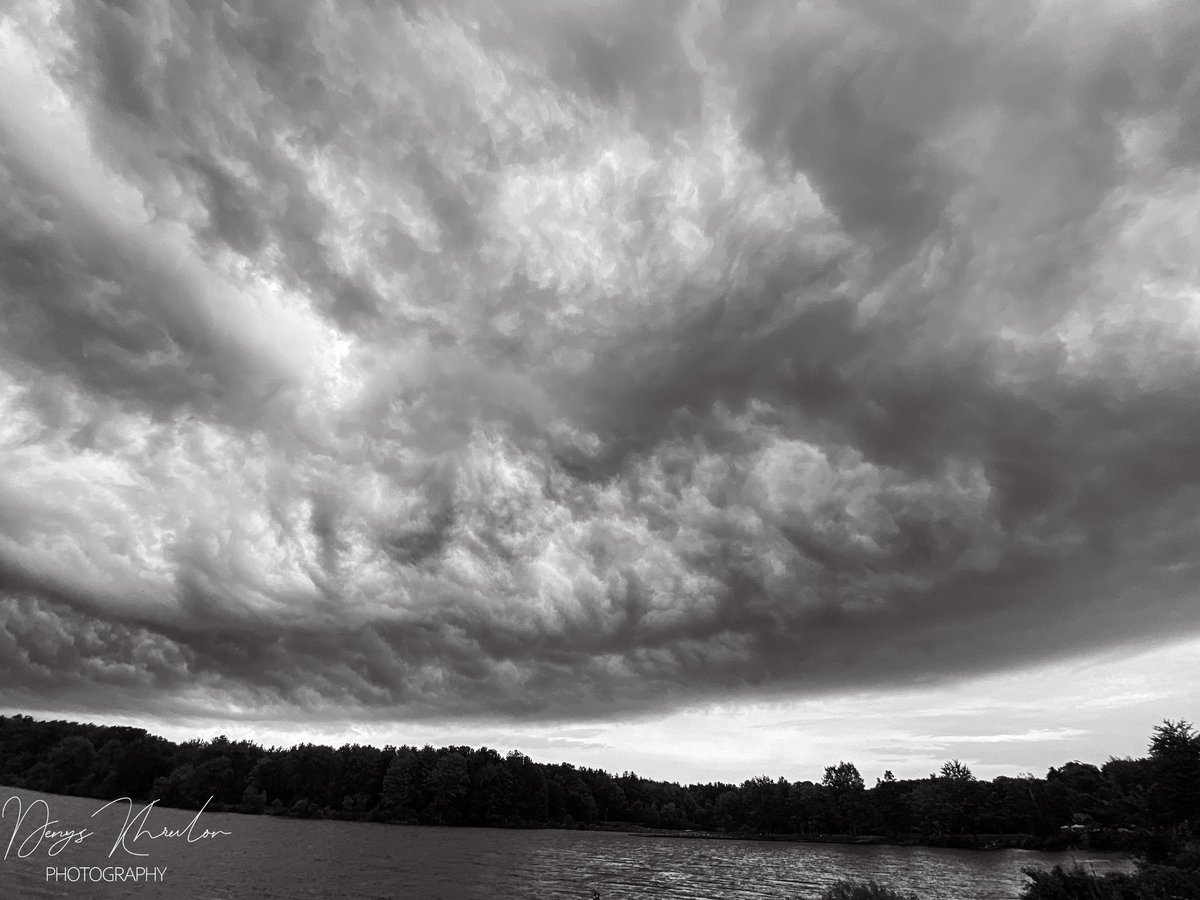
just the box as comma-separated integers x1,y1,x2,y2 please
2,0,1199,724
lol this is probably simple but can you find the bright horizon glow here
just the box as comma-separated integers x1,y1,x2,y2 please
9,633,1197,787
4,1,1200,784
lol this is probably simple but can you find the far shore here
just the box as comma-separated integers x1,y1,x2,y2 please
2,784,1135,861
586,822,1137,856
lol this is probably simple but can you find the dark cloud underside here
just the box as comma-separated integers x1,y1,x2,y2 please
1,0,1199,723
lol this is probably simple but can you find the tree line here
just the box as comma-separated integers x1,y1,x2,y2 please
1,714,1197,855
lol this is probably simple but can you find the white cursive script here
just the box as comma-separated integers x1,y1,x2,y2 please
3,797,94,859
93,797,231,858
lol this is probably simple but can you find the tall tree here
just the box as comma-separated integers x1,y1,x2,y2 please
1147,720,1200,830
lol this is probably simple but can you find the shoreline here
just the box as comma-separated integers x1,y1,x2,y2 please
1,784,1137,864
601,824,1113,854
0,782,1142,859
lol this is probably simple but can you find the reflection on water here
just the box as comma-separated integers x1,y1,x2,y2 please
0,787,1130,899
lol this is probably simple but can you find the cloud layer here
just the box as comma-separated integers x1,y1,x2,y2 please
2,0,1199,723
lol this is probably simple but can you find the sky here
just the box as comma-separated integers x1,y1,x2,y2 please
1,0,1199,786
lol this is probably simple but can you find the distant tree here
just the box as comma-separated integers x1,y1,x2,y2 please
985,776,1041,834
1149,720,1199,759
871,772,910,836
240,785,267,814
823,761,865,793
380,748,426,821
506,751,549,823
280,744,342,813
45,736,97,794
427,752,471,825
712,789,744,830
823,762,866,834
915,761,981,836
592,779,626,822
1098,757,1150,829
658,801,683,829
938,760,975,782
1046,761,1106,827
475,760,515,824
741,775,789,834
153,765,206,809
335,744,389,818
1147,719,1200,831
195,756,238,806
787,781,825,835
2,711,1195,857
95,733,172,800
559,770,599,825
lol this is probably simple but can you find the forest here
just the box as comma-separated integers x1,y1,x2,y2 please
1,713,1197,856
5,714,1200,898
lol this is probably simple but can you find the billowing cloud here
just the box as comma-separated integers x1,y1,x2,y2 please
2,0,1199,724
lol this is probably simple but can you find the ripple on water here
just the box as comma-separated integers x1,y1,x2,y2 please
0,788,1132,900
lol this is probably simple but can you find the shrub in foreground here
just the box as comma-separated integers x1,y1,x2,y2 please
1021,864,1200,899
818,880,920,900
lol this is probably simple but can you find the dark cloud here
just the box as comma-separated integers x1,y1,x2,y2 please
1,0,1199,726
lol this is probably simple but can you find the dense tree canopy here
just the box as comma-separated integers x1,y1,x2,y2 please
0,714,1189,853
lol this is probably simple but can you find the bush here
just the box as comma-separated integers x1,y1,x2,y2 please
1021,867,1116,899
1020,864,1200,899
818,880,921,900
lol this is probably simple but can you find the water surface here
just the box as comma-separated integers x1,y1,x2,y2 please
0,787,1130,899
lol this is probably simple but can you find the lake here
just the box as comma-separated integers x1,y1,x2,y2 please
0,787,1130,899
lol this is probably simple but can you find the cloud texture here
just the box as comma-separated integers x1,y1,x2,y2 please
2,0,1199,723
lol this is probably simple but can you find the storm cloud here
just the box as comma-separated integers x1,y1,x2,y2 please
2,0,1200,724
